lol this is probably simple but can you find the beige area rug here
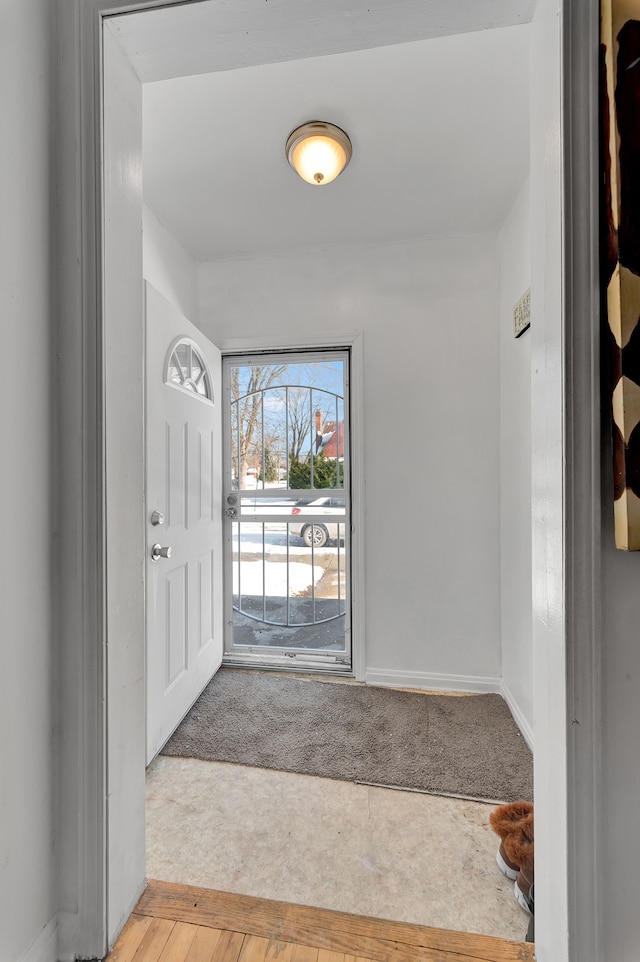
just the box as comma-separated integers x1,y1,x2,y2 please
161,669,533,803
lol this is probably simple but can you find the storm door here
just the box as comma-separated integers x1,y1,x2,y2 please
222,351,351,672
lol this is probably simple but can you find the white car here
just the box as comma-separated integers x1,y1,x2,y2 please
288,497,346,548
237,495,346,547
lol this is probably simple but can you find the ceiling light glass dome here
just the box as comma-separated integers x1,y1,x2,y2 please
286,121,352,186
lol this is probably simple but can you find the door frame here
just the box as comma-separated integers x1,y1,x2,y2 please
54,2,599,960
217,333,365,680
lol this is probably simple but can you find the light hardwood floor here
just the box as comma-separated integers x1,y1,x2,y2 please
106,880,534,962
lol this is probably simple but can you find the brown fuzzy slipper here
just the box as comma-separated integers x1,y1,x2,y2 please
504,813,534,871
489,801,534,840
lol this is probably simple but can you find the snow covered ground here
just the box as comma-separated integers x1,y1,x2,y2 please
233,525,337,598
231,523,346,645
233,559,326,598
233,522,335,557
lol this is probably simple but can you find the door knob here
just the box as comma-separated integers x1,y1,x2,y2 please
151,543,172,562
151,510,165,526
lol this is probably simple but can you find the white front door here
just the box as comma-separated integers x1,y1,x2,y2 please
145,282,223,763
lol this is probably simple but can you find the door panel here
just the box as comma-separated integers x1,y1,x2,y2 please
198,550,214,648
145,283,223,763
166,565,187,685
167,420,187,529
198,429,214,521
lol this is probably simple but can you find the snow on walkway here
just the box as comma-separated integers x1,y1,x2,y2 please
233,560,326,598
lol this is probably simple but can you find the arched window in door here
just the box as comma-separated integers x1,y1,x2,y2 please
164,337,213,402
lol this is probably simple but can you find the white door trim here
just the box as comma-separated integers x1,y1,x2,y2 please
217,332,365,681
54,1,598,960
561,4,603,960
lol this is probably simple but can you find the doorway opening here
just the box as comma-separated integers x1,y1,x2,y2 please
223,351,352,672
96,1,560,952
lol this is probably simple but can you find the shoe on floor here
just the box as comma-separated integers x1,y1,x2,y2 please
514,871,534,915
496,840,519,880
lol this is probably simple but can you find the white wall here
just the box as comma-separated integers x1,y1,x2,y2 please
198,234,502,689
498,178,533,742
143,204,198,320
0,2,57,961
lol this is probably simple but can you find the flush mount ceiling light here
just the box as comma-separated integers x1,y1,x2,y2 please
286,121,352,186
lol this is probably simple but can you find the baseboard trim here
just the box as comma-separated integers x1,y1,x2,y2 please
500,681,534,751
364,668,501,694
19,916,57,962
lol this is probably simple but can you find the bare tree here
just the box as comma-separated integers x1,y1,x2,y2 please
229,361,343,488
287,387,313,463
230,364,286,484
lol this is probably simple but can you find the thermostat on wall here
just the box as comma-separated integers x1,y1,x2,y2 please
513,288,531,338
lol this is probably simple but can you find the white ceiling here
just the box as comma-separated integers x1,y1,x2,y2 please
112,3,531,262
109,0,535,83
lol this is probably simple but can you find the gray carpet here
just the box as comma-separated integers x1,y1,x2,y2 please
161,669,533,803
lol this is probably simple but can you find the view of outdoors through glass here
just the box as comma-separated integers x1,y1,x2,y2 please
229,358,345,491
224,354,350,666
